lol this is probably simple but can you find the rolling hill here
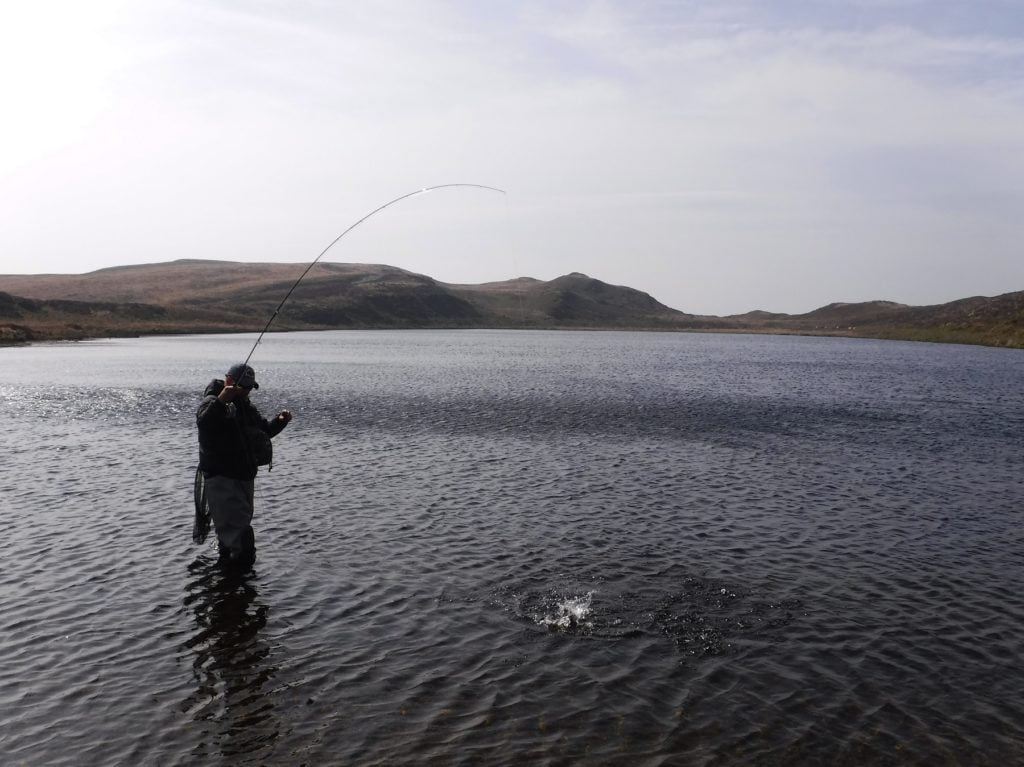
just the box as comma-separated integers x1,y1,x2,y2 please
1,260,1021,349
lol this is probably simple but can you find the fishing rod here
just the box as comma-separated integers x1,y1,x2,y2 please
243,183,507,366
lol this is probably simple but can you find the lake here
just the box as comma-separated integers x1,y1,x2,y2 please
1,329,1022,765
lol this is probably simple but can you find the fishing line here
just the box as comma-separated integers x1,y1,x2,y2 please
243,183,506,366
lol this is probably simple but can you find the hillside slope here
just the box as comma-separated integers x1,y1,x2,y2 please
0,261,686,340
2,260,1021,348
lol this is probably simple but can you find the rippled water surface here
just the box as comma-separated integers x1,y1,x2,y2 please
2,330,1023,765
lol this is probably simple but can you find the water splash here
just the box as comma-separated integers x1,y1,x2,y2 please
539,592,594,632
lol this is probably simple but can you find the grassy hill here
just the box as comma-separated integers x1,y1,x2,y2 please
0,260,690,341
1,260,1022,349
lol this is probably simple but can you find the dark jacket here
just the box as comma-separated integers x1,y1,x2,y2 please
197,379,286,480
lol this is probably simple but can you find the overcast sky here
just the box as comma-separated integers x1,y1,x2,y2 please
2,1,1022,314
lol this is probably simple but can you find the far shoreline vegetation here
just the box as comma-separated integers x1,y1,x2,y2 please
2,260,1022,350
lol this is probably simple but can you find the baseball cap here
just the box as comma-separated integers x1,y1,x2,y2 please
226,363,259,390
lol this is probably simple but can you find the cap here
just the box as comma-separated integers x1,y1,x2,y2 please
226,363,259,390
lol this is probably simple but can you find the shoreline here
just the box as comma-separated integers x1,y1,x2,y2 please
2,323,1021,351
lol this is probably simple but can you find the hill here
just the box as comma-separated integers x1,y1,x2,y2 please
0,260,690,341
1,260,1021,349
723,294,1024,348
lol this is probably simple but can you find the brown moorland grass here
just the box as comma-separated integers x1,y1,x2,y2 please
1,260,1021,349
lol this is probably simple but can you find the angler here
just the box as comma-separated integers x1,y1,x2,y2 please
192,184,500,569
194,363,292,571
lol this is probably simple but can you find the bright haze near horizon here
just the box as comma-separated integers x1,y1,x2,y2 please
2,1,1022,316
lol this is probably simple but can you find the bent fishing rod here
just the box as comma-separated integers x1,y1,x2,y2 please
243,183,506,367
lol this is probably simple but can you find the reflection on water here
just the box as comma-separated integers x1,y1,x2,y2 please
180,557,279,763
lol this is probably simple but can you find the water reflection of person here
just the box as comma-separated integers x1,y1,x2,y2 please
181,558,280,763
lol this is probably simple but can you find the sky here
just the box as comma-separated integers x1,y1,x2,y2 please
1,1,1022,315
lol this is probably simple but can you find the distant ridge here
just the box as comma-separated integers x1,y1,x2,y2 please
1,260,1021,349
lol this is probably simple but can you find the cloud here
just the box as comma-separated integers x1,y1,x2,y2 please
1,1,1022,314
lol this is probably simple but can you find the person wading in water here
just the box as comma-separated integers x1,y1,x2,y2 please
194,363,292,570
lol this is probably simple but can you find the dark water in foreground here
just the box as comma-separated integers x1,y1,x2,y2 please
1,330,1022,765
